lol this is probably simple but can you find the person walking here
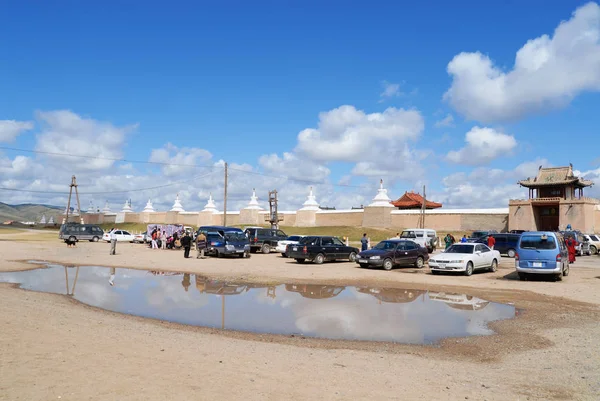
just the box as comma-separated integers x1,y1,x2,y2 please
181,232,192,258
109,230,117,255
196,231,207,259
161,230,167,250
487,234,496,250
361,233,368,252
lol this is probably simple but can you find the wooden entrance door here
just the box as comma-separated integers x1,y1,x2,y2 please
536,206,559,231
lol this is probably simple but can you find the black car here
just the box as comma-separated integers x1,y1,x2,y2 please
467,233,521,257
356,239,429,270
286,236,359,264
244,227,288,254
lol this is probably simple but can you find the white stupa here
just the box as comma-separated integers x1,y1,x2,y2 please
121,199,133,213
244,188,263,210
47,216,55,225
102,201,111,214
202,193,218,213
87,200,95,213
170,193,185,212
142,199,156,213
368,179,394,207
300,187,320,211
39,214,47,224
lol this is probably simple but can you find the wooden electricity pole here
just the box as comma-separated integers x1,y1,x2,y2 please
223,163,228,226
64,175,83,224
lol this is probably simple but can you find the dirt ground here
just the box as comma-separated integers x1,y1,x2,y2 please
1,230,599,400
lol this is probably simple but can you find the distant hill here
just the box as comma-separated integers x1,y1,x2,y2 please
0,202,63,223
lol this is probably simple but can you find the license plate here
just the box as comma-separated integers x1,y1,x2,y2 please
532,262,543,267
237,250,244,253
358,259,367,263
293,247,297,251
438,263,446,269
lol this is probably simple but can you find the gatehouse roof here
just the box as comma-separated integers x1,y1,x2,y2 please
391,191,442,209
518,165,593,188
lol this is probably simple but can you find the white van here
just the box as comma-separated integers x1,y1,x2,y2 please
400,229,437,253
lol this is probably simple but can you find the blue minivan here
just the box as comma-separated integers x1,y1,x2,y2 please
515,231,569,281
197,226,250,258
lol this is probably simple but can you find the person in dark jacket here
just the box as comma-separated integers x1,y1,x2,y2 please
180,232,192,258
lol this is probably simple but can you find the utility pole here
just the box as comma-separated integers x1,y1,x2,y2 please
64,175,83,224
223,162,228,226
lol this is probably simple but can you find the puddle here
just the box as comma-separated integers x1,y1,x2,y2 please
0,265,516,344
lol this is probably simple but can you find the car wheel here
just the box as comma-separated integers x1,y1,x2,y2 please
415,256,425,269
282,253,287,258
295,258,305,264
590,245,597,255
261,244,270,254
518,272,527,281
68,236,76,242
91,236,99,242
554,273,563,282
382,258,393,271
215,251,222,258
464,262,474,276
507,248,516,258
348,252,357,262
314,253,325,265
489,259,498,273
563,263,569,276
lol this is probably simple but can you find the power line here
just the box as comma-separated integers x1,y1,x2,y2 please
0,170,218,195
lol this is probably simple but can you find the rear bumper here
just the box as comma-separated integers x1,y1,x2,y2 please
516,265,561,274
276,245,288,253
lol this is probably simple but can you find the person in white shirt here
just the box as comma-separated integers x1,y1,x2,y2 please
110,230,117,255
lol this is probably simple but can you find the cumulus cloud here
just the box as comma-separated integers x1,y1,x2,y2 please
444,2,600,122
149,143,212,177
379,80,401,101
0,120,34,142
446,126,517,165
434,114,454,128
258,152,330,182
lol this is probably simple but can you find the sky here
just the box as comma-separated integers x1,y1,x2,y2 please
2,0,600,213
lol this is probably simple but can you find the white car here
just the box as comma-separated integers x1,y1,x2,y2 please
429,243,500,276
584,234,600,254
102,229,135,243
133,231,147,243
276,235,306,257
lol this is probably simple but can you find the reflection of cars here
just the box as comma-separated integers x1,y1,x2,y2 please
516,231,569,281
276,235,306,257
428,292,490,310
584,234,600,254
429,243,500,276
102,229,135,242
356,239,428,270
284,284,345,299
286,236,359,264
357,287,426,303
244,227,288,254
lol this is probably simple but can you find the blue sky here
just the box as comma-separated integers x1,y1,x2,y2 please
1,1,599,211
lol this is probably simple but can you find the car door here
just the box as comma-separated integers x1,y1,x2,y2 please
394,242,408,265
474,244,488,268
122,230,133,242
404,241,420,264
331,237,347,259
319,237,336,260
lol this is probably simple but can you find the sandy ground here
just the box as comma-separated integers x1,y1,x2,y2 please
1,230,599,400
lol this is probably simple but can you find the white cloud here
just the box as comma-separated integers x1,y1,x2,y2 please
444,2,600,122
258,152,330,182
0,120,34,142
148,143,212,177
446,126,517,165
434,114,454,128
379,80,401,101
295,105,424,163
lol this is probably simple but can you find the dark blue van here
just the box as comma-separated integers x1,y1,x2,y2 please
197,226,250,258
469,233,521,257
515,231,569,281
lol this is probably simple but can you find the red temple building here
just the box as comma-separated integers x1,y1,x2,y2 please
391,191,442,210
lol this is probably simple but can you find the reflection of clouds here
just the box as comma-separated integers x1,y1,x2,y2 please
144,275,209,311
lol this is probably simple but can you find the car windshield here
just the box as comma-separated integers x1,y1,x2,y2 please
287,236,301,241
591,235,599,241
400,231,414,238
471,231,487,238
445,244,474,254
224,232,246,241
373,241,396,250
520,235,557,250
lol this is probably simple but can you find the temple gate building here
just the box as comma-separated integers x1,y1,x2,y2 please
509,165,597,232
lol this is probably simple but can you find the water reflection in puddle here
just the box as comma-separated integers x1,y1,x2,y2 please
0,265,516,344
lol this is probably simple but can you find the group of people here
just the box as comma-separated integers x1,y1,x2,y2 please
443,233,496,250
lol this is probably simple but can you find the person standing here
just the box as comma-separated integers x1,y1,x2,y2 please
161,230,167,250
460,235,468,243
361,233,368,252
109,230,117,255
196,231,207,259
566,237,576,264
151,229,158,249
444,234,453,250
487,234,496,250
181,232,192,258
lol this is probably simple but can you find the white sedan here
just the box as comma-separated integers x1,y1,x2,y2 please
276,235,306,257
429,243,500,276
102,229,135,243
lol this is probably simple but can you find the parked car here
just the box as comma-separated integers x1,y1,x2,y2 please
244,227,288,254
356,239,429,270
467,233,521,257
585,234,600,254
102,229,135,242
560,230,590,256
470,230,498,239
399,228,438,252
429,243,500,276
510,230,526,234
133,231,147,243
515,231,569,281
276,235,306,257
286,236,359,264
197,226,250,258
59,223,104,242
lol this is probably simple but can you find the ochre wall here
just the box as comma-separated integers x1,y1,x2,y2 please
316,212,363,227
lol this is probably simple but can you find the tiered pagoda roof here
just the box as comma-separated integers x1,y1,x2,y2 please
391,191,442,209
519,165,594,188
